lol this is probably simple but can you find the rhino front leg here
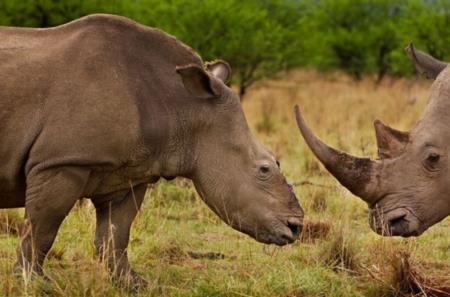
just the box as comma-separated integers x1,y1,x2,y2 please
92,184,147,289
14,167,90,277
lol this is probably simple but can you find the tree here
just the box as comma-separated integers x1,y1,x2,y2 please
0,0,126,27
403,0,450,61
133,0,304,98
364,0,404,83
298,0,372,80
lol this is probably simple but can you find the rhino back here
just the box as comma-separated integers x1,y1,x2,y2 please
0,14,203,203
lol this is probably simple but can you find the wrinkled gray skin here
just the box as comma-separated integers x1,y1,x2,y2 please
295,43,450,238
0,14,303,287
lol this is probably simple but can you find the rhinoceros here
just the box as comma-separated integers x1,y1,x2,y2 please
294,44,450,238
0,14,303,286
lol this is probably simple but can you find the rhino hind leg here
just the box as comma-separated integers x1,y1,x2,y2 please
91,184,147,290
14,167,90,277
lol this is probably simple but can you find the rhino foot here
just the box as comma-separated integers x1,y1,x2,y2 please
12,262,47,283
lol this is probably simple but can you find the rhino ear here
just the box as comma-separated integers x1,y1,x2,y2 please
405,43,447,79
176,64,221,99
206,60,231,84
374,120,409,159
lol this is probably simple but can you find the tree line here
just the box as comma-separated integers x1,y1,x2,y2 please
1,0,449,97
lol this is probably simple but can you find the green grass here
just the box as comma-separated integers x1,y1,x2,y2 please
0,71,449,296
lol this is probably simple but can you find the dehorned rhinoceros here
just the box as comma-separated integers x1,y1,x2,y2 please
294,44,450,238
0,14,303,286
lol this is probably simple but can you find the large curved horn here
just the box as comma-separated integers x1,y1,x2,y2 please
294,105,378,203
405,43,447,79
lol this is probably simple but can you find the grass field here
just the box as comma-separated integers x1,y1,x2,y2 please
0,71,449,296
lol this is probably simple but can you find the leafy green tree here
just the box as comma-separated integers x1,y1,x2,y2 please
364,0,405,83
403,0,450,60
0,0,128,27
298,0,371,80
134,0,304,97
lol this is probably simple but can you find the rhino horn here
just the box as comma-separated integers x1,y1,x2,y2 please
294,105,378,203
405,43,447,79
374,120,409,159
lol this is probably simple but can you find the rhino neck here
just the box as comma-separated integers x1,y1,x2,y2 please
136,101,203,180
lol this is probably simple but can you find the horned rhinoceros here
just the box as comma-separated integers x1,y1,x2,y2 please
294,44,450,238
0,14,303,287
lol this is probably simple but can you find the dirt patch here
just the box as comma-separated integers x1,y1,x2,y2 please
159,243,226,264
160,244,186,264
187,251,225,260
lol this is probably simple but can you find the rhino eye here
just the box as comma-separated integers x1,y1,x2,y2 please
260,165,270,174
423,152,440,171
428,153,440,163
258,164,272,180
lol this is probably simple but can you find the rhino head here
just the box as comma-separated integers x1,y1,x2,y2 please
175,61,303,245
295,44,450,237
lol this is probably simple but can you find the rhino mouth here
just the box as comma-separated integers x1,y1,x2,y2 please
253,217,303,246
369,207,422,237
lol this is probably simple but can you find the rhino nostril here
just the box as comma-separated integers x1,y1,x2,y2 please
387,214,408,235
389,214,406,226
287,220,302,238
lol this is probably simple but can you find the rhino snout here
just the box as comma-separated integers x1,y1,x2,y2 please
369,207,422,237
250,216,303,246
272,217,303,246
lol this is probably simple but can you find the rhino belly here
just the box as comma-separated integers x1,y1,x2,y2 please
0,189,26,208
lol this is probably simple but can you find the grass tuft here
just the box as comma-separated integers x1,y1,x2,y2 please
300,220,331,243
366,246,450,297
320,229,359,273
0,210,23,236
311,188,328,212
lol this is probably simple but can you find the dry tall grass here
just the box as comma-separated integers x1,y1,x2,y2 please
0,70,448,296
